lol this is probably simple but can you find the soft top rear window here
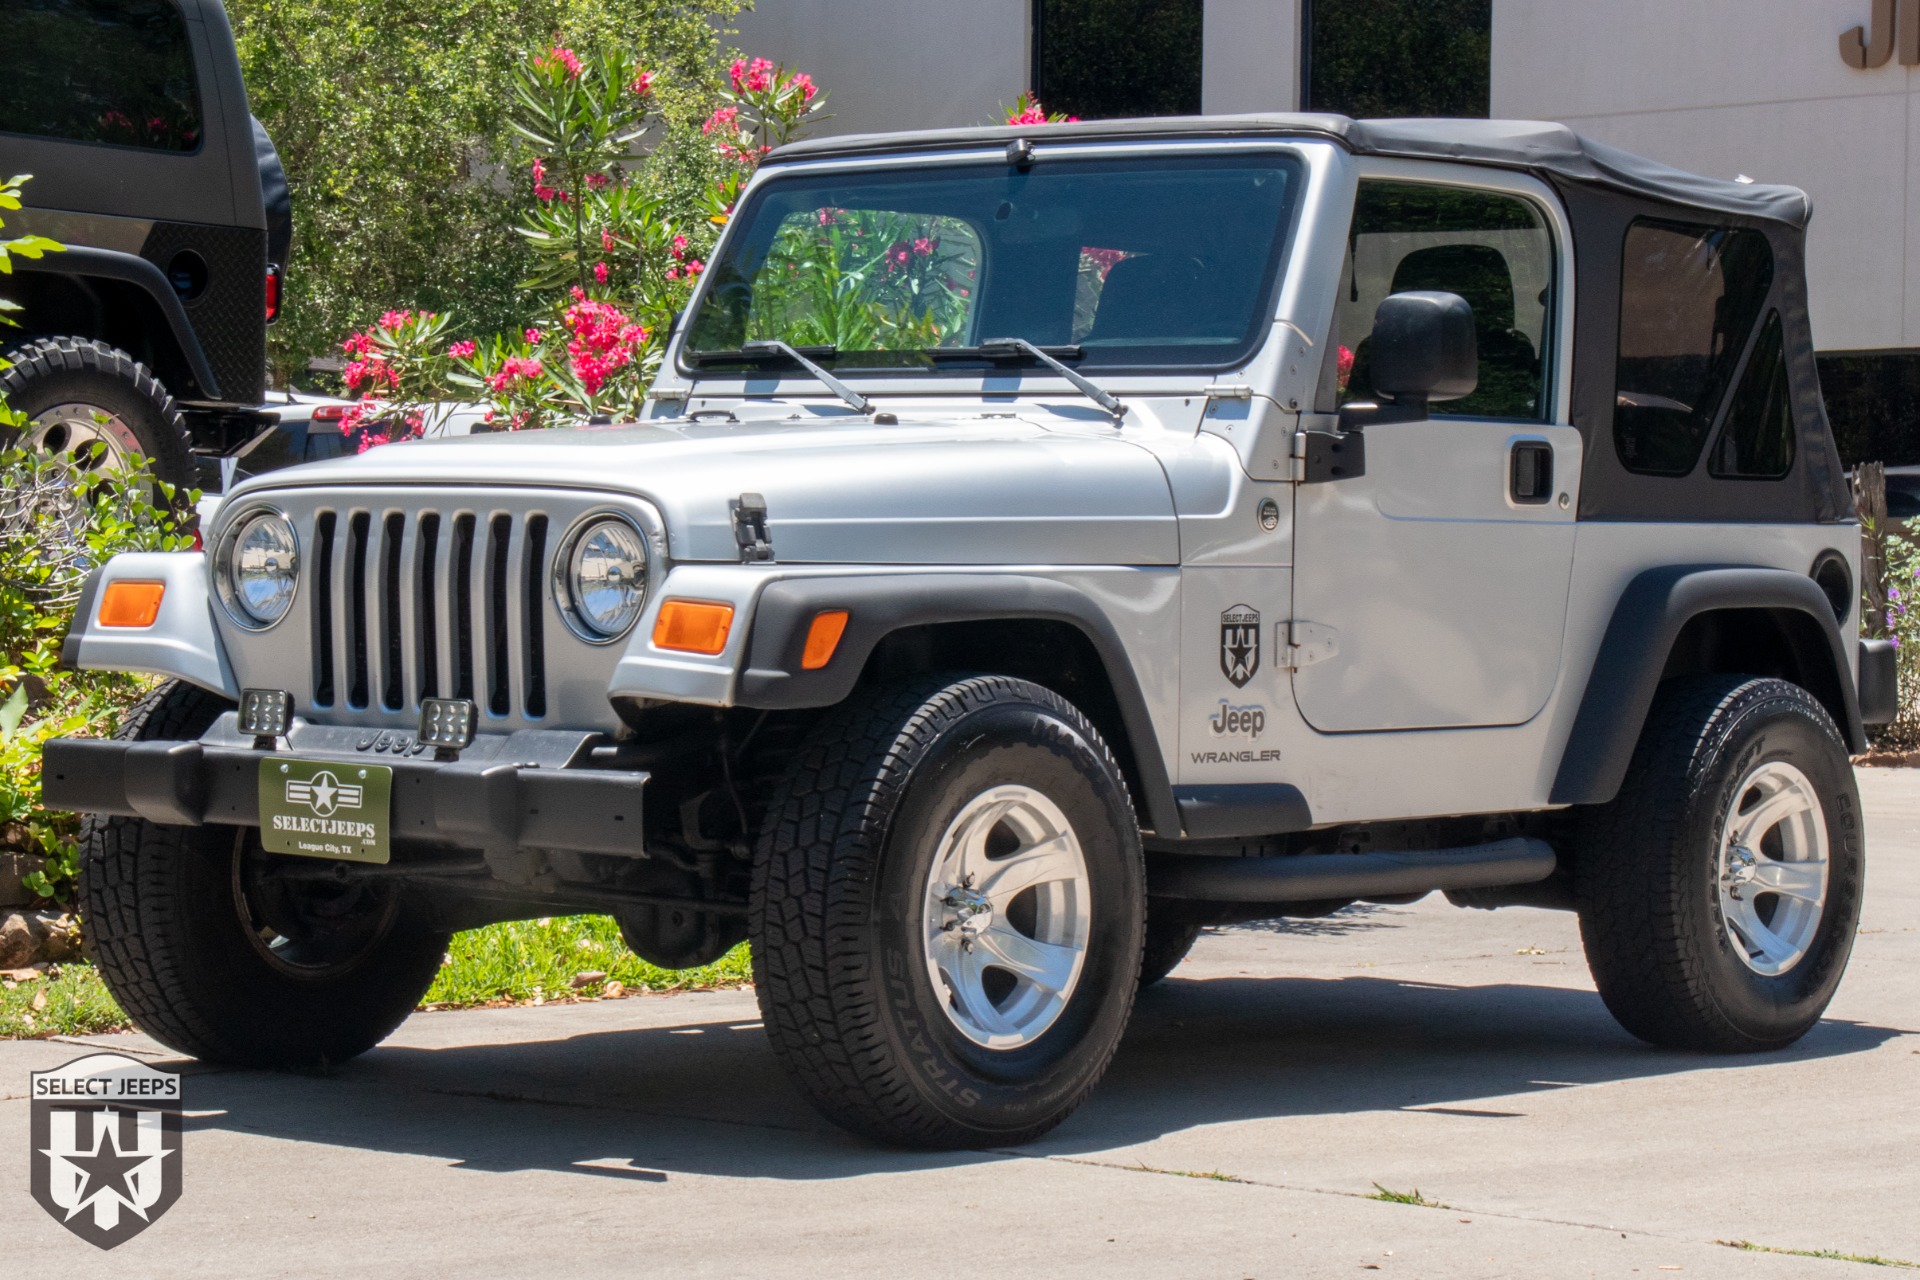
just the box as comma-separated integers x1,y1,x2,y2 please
683,152,1302,373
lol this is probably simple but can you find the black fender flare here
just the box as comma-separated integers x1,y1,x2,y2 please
736,573,1179,836
11,246,222,400
1549,564,1864,806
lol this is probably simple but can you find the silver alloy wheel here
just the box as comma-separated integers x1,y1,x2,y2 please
23,402,143,472
921,784,1092,1049
1717,760,1830,977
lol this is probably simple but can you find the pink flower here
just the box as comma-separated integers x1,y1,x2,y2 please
1008,105,1048,126
485,356,545,393
1337,344,1355,392
562,293,649,395
632,70,655,97
447,340,477,359
729,58,747,91
585,172,609,190
594,261,609,284
671,234,689,256
791,73,817,103
703,106,741,136
743,57,774,93
379,309,411,330
816,207,838,227
601,229,617,252
912,238,934,256
532,157,560,203
340,330,375,356
525,328,544,344
538,45,583,79
665,265,678,281
687,259,704,275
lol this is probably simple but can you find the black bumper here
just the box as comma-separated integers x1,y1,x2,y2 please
43,721,649,858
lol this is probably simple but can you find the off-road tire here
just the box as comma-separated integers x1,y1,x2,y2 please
0,337,194,487
1138,907,1203,988
79,680,450,1068
1574,675,1863,1052
751,674,1145,1149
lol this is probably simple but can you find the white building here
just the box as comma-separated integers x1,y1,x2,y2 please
732,0,1920,457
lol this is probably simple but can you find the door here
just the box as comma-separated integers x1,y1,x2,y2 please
1291,175,1581,732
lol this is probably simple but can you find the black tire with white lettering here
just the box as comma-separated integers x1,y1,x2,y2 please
751,674,1145,1148
79,680,449,1067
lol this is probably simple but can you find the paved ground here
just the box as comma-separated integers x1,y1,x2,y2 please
4,771,1917,1277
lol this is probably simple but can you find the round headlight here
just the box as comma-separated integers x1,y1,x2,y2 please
559,516,649,641
221,511,299,628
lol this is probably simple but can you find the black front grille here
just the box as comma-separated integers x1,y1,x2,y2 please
309,507,548,720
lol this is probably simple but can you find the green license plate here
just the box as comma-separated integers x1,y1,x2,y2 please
258,758,392,864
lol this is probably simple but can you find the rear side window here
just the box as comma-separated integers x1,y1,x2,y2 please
0,0,202,153
1708,311,1795,479
1614,220,1773,476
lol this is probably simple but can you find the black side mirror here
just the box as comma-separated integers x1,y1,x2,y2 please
1369,290,1478,413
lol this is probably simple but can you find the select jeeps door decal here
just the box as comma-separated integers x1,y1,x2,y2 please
1220,605,1260,688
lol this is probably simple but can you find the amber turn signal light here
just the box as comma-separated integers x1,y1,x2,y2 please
652,599,734,655
801,610,849,670
98,580,166,628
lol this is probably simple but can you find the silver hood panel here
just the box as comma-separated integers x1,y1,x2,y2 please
226,415,1181,566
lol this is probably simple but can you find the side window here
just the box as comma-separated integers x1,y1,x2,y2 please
1336,181,1554,420
0,0,202,153
1614,220,1773,476
1708,311,1794,479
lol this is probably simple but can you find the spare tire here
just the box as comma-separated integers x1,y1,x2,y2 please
0,336,195,489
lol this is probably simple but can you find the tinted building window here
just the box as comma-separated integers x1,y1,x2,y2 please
1614,220,1773,476
1817,351,1920,468
1335,182,1553,420
0,0,201,152
1709,312,1795,479
1304,0,1491,118
1032,0,1202,120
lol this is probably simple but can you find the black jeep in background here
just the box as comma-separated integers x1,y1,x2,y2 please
0,0,288,489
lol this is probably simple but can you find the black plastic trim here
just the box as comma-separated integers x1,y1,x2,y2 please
11,246,223,398
59,569,104,671
1550,565,1866,805
736,573,1178,836
1149,837,1556,903
1859,637,1898,727
1171,783,1312,839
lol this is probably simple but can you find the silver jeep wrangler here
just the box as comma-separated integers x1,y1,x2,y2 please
49,115,1896,1149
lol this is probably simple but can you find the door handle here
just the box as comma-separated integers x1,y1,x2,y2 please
1510,441,1553,504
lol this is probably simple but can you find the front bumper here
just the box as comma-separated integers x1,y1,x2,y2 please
43,714,649,858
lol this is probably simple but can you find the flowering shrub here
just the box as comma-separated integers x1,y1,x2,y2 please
1873,526,1920,744
339,44,830,438
1004,93,1078,125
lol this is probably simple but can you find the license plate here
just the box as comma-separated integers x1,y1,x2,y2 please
258,759,392,864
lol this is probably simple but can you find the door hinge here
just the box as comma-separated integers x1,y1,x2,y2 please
1280,620,1339,670
1292,428,1366,484
732,492,774,562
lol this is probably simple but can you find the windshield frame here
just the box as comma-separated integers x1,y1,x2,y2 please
671,141,1312,383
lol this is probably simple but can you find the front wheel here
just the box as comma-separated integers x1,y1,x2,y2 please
1574,675,1863,1052
80,681,450,1067
751,674,1145,1148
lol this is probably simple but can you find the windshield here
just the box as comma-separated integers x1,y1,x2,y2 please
683,151,1302,372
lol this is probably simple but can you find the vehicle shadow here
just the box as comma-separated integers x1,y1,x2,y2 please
174,968,1907,1183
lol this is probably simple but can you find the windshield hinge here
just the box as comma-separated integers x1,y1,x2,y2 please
1203,383,1254,400
733,493,774,563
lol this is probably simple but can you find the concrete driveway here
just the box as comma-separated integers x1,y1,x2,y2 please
5,770,1917,1277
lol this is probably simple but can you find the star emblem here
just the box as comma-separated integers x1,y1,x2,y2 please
44,1113,169,1222
307,772,339,815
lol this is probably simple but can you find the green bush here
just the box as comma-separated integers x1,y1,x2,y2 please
0,448,197,901
229,0,744,383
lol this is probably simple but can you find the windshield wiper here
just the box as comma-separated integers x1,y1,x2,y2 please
942,338,1125,422
705,340,872,415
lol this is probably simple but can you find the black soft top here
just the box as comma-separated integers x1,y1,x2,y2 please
769,114,1810,229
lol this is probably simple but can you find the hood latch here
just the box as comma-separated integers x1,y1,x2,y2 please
733,493,774,563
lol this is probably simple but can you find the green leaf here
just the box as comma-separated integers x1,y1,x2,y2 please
0,681,28,740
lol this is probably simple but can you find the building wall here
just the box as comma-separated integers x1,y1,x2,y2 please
730,0,1033,137
1202,0,1301,114
1492,0,1918,353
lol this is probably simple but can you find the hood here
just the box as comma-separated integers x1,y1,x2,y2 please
230,411,1181,565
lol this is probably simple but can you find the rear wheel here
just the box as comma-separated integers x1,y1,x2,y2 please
0,337,194,487
1574,676,1863,1052
751,674,1145,1148
80,681,449,1067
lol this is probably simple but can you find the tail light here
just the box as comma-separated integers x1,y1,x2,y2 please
265,263,282,323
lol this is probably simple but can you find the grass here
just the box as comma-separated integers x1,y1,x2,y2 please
1720,1241,1920,1269
1369,1182,1444,1208
0,914,753,1039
